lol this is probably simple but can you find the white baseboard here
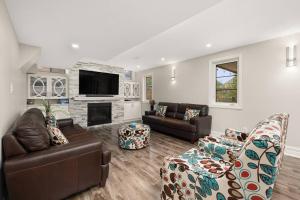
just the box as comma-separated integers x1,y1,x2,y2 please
285,146,300,158
210,130,300,159
210,130,223,137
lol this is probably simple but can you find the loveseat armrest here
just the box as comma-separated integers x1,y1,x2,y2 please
4,135,102,174
57,118,74,129
224,128,249,142
190,115,212,138
145,110,156,116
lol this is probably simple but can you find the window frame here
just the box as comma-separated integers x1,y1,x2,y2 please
142,73,153,102
209,55,242,110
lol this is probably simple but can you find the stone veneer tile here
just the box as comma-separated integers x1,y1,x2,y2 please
68,62,125,127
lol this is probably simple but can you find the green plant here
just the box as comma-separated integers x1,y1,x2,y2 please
41,99,52,115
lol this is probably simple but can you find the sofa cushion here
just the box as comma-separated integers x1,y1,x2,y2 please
159,102,178,119
143,115,196,132
143,115,165,125
162,118,196,132
14,109,50,152
176,104,208,119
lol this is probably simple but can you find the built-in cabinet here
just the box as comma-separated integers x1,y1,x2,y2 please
124,81,140,98
124,101,142,121
28,74,68,99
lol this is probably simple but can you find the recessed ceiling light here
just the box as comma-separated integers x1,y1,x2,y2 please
161,57,166,61
137,65,141,69
71,43,80,49
206,43,212,48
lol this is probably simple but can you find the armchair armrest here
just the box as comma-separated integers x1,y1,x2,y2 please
4,135,102,174
190,115,212,138
145,110,156,116
198,136,242,162
57,118,74,129
224,128,249,142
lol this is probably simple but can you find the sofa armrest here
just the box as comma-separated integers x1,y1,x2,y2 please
145,110,156,116
4,135,103,174
57,118,74,129
224,128,249,142
190,115,212,138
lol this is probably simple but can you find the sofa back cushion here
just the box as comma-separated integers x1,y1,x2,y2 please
176,104,209,120
158,102,178,118
13,108,50,152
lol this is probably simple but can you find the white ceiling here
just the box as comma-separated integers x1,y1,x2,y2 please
5,0,221,68
6,0,300,71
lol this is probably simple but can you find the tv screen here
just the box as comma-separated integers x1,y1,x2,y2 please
79,70,119,96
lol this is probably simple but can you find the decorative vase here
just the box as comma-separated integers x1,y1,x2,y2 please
46,112,57,127
149,100,155,111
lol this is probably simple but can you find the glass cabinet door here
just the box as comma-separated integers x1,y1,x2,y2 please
30,76,47,98
52,77,67,98
124,82,131,97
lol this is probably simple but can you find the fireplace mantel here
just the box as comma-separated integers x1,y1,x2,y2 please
73,96,124,101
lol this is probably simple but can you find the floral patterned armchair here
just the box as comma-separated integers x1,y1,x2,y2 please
160,113,289,200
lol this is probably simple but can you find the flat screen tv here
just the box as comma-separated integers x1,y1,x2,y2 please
79,70,119,96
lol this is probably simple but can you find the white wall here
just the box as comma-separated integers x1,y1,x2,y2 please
0,0,26,154
136,33,300,149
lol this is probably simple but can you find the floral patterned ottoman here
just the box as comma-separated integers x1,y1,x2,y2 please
118,123,151,149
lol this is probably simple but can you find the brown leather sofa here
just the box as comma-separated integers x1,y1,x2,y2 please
2,108,111,200
142,102,212,143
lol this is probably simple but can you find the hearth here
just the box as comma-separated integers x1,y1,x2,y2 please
88,103,112,126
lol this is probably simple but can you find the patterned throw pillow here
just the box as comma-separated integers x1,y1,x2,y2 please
47,126,69,145
184,108,200,120
156,105,167,117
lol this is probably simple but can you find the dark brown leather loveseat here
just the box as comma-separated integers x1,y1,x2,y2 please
142,102,212,143
2,108,111,200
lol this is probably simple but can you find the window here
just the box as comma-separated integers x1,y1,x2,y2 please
143,74,153,101
209,56,242,109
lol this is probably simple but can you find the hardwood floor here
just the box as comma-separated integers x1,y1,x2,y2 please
68,124,300,200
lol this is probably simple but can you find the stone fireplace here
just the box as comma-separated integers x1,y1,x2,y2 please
68,62,124,127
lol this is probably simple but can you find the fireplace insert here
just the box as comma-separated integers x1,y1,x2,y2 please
88,103,112,126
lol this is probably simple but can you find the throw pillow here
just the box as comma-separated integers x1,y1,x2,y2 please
47,126,69,145
14,117,50,152
156,105,167,117
184,108,200,120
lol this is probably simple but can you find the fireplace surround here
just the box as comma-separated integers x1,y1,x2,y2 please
68,62,125,127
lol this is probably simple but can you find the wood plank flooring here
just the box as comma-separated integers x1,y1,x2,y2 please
68,124,300,200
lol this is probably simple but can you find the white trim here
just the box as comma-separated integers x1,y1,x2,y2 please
210,130,223,137
208,55,243,110
211,130,300,159
285,146,300,158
